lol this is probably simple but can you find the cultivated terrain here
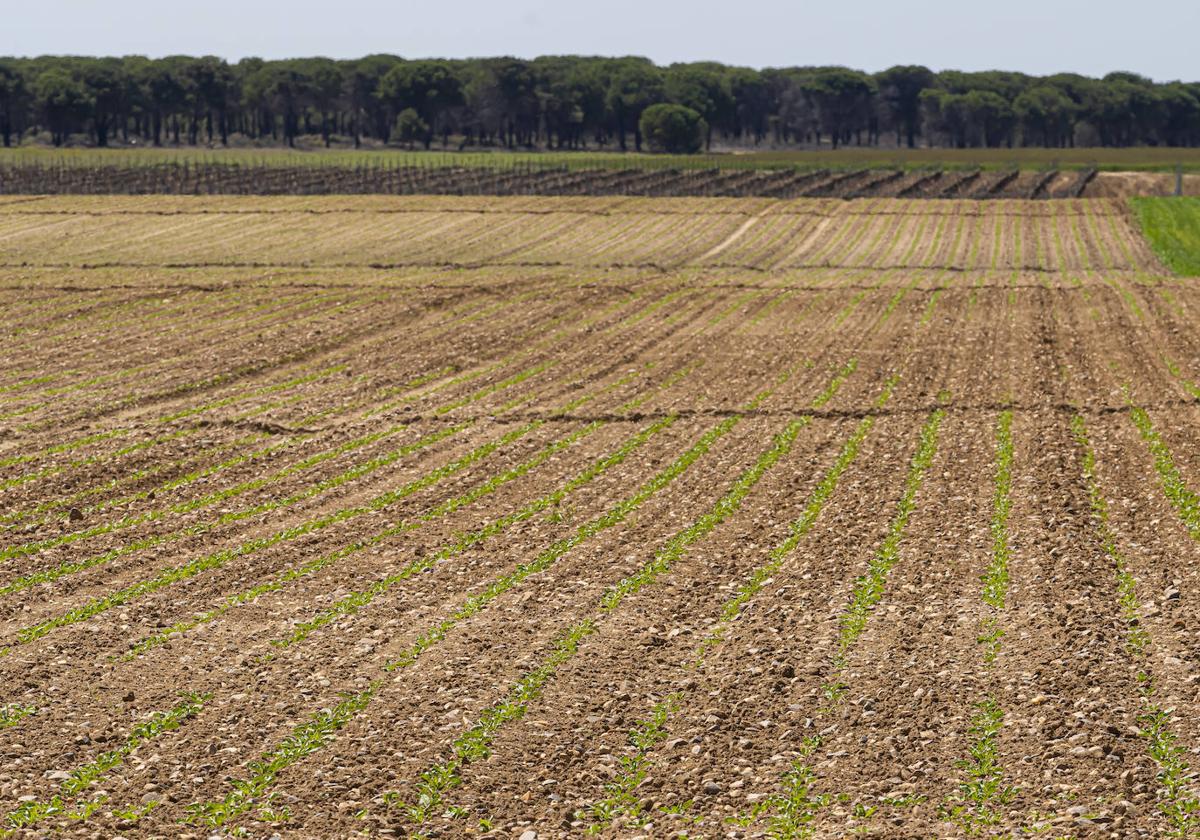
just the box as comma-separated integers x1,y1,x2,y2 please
1,195,1199,839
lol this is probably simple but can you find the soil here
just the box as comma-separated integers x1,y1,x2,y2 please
0,195,1196,839
1085,171,1200,198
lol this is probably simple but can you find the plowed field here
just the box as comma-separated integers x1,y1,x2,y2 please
1,196,1198,839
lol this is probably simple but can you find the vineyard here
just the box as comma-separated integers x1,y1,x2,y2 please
0,161,1114,199
1,194,1200,839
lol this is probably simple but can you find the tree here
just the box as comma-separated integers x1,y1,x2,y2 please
34,68,92,146
463,59,538,147
305,58,344,147
244,62,310,146
764,68,818,144
347,55,401,145
921,89,1013,148
1014,86,1076,146
801,68,876,148
605,58,664,151
664,63,733,150
393,108,428,148
961,90,1015,147
0,53,1198,152
1088,76,1164,146
877,65,934,148
77,58,125,146
378,60,462,148
183,56,235,145
532,56,607,149
727,67,771,143
1158,83,1200,146
0,60,29,147
140,58,187,145
639,103,705,153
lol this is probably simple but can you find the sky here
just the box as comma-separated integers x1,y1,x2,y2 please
5,0,1198,81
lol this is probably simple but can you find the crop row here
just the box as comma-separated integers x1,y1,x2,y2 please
1,352,833,834
4,276,792,662
0,199,1163,274
123,363,680,659
0,276,674,534
0,250,939,834
585,377,897,835
2,284,361,401
0,332,678,639
941,410,1016,833
1072,413,1200,835
183,361,845,831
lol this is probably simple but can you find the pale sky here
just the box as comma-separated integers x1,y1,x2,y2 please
5,0,1198,81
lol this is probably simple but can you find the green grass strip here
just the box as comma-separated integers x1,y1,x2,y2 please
1164,356,1200,404
257,363,692,654
5,423,535,649
0,432,267,529
939,410,1018,832
382,415,748,673
3,692,208,832
1103,276,1145,321
379,360,838,673
0,374,56,395
743,393,939,838
1131,197,1200,276
1071,414,1149,654
0,429,126,470
158,364,344,423
182,412,743,828
128,416,661,659
182,688,373,828
587,377,896,835
733,738,829,839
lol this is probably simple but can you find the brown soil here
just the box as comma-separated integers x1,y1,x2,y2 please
0,196,1197,840
1085,171,1200,197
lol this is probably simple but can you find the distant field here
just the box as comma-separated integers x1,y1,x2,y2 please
4,146,1200,172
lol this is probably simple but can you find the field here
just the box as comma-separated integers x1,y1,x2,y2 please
1,193,1200,839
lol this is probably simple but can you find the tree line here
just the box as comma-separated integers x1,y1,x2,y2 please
1,54,1198,153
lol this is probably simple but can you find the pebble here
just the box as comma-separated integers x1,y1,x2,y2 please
519,831,539,840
